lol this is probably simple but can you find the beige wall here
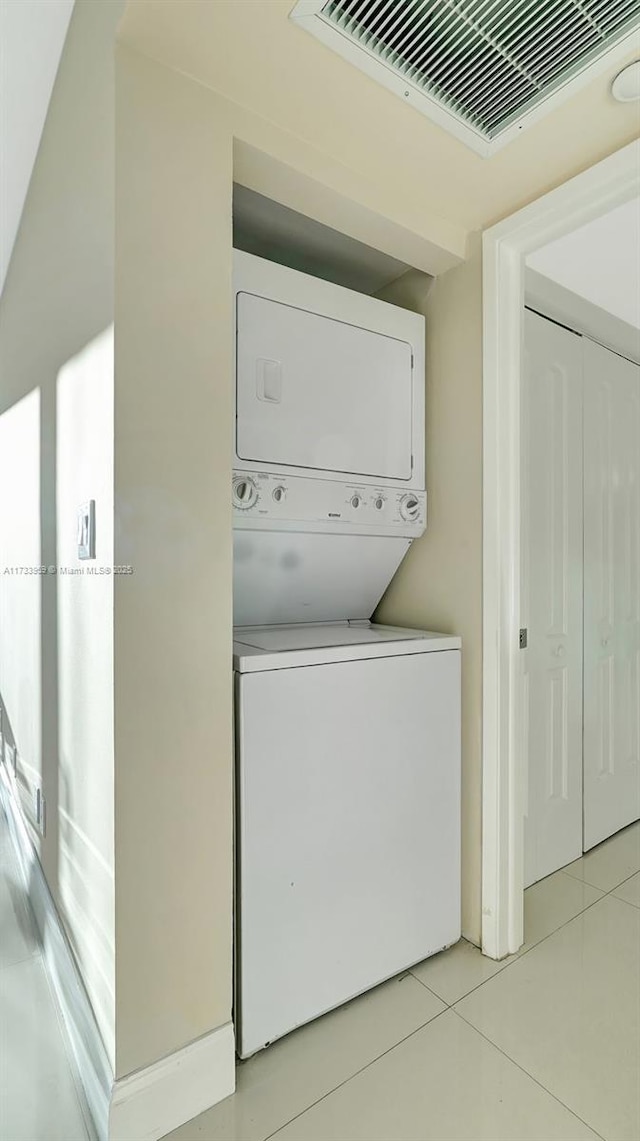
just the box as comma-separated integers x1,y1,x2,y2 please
0,0,122,1065
376,242,484,945
114,47,234,1078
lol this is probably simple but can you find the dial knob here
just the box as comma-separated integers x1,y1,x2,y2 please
351,494,361,509
375,497,385,510
400,493,420,522
233,476,258,509
272,486,286,503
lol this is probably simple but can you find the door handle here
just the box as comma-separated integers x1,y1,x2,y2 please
256,358,282,403
553,644,565,657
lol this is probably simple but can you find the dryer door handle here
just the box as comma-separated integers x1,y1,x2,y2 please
256,358,282,403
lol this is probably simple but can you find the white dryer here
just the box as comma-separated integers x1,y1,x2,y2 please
232,251,426,627
234,622,461,1059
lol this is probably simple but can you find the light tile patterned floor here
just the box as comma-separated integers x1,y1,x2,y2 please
171,821,640,1141
1,808,638,1141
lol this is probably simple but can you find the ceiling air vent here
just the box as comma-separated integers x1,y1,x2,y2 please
290,0,640,156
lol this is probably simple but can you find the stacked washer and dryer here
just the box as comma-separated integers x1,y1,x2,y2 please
232,251,461,1059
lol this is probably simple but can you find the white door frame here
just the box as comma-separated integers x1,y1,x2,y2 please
481,138,640,960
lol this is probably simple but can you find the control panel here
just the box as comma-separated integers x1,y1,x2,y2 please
232,470,426,535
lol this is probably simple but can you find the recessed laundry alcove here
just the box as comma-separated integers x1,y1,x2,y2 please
233,183,428,297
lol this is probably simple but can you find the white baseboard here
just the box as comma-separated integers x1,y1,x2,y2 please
0,765,112,1141
109,1022,236,1141
1,763,237,1141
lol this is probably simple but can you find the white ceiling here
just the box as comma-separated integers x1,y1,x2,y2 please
119,1,640,237
0,0,75,295
527,197,640,329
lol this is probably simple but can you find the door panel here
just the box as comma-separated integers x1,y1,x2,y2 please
583,341,640,849
523,311,584,887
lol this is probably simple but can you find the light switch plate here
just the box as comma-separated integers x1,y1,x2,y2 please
77,500,96,559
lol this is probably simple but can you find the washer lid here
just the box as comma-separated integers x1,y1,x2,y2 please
233,622,461,672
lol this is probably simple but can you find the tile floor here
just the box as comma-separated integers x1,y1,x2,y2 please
1,808,638,1141
171,820,640,1141
0,809,92,1141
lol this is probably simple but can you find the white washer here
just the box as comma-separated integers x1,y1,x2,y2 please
234,622,461,1059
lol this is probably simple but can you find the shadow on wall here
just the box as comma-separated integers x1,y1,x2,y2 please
0,326,115,1064
55,326,115,1062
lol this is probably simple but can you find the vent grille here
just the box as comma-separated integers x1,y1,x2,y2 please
315,0,640,141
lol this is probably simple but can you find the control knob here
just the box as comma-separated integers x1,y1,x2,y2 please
233,475,259,510
399,493,421,522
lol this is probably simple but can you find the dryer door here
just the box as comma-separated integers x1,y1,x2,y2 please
236,292,413,480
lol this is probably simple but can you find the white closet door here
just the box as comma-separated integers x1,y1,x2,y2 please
523,311,584,887
583,340,640,850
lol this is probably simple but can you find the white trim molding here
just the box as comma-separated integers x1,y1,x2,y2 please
109,1023,235,1141
481,138,640,960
